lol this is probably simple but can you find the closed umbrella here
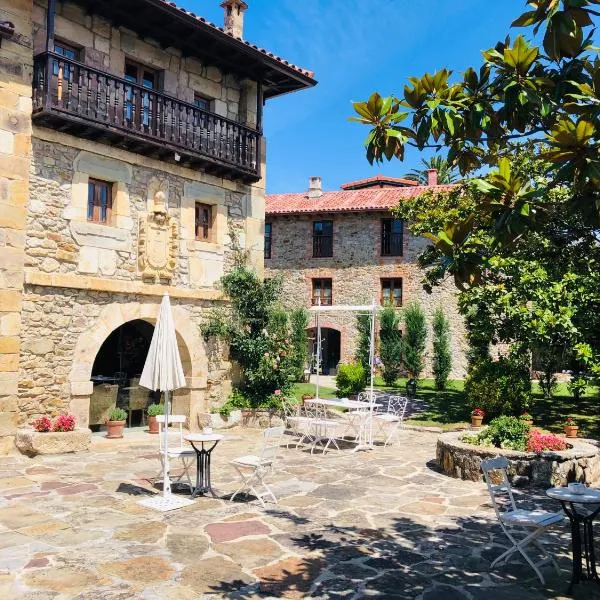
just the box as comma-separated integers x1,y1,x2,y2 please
138,294,193,511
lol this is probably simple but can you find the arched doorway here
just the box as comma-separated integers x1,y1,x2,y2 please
308,327,341,375
89,319,156,430
69,300,209,431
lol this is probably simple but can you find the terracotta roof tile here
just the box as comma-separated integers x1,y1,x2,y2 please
158,0,314,79
340,175,418,189
266,184,456,216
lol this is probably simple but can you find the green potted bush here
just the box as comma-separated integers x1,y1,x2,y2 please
106,407,127,439
147,403,164,434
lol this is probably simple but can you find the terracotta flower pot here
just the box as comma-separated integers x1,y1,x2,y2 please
148,416,159,434
564,425,578,438
471,415,483,428
105,420,125,439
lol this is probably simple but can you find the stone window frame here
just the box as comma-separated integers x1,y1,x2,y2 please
181,182,227,255
66,151,133,232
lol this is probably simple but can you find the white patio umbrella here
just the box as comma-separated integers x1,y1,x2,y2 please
138,294,193,511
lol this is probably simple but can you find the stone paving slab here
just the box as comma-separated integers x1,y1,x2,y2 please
0,428,599,599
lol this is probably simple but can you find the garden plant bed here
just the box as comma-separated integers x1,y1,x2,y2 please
437,430,600,487
15,428,91,457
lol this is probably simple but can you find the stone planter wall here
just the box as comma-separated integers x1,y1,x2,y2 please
241,410,284,429
16,428,92,457
198,410,242,430
436,431,600,488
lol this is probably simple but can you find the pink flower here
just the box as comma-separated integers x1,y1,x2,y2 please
527,429,567,453
274,390,281,396
33,416,52,433
52,414,76,433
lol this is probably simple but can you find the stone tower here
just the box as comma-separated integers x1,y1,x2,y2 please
221,0,248,39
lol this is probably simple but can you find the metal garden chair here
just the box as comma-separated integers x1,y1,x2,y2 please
374,395,408,446
154,414,195,493
481,456,563,584
230,426,285,507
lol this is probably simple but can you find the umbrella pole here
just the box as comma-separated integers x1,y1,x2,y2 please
162,389,171,497
315,301,321,401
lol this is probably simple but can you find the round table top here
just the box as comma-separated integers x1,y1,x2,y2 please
546,486,600,503
184,433,224,443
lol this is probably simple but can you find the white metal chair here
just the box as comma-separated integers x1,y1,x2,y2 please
281,397,313,448
374,395,408,446
230,426,285,507
344,390,379,440
481,456,563,584
155,415,194,493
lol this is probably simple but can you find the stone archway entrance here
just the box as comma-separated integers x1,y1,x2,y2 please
68,300,208,431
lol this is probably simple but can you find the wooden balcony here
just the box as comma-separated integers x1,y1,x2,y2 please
32,52,261,182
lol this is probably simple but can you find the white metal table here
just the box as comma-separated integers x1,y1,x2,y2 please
547,486,600,588
184,433,224,498
304,398,381,451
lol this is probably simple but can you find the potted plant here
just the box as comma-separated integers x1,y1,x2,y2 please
301,393,313,409
106,407,127,439
564,416,578,438
147,403,163,434
471,407,485,428
519,411,533,426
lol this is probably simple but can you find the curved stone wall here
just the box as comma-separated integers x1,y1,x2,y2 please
436,431,600,487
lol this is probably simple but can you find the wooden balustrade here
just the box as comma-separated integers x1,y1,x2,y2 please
32,51,261,181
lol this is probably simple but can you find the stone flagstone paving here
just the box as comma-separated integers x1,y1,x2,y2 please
0,429,599,599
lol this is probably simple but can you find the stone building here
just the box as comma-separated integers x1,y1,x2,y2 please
0,0,315,452
265,173,468,379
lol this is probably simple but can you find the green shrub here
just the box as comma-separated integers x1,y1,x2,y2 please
474,415,531,451
402,302,427,381
147,403,164,417
355,313,372,372
465,355,531,418
379,306,403,386
336,363,367,397
290,308,310,381
108,407,127,422
432,307,452,391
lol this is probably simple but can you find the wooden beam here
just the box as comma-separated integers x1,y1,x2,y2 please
257,81,264,135
45,0,56,51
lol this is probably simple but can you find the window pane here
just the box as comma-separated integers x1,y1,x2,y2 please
99,185,108,223
87,183,94,221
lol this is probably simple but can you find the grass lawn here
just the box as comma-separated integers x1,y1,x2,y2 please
291,377,599,439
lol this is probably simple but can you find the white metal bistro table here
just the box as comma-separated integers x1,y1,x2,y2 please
184,433,224,498
546,486,600,588
304,398,382,451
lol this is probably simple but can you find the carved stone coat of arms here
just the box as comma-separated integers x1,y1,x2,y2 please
138,192,178,282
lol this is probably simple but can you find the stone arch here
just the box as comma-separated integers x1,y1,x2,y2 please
68,299,208,429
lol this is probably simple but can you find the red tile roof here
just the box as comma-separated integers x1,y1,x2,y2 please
158,1,314,79
266,184,456,216
340,175,418,189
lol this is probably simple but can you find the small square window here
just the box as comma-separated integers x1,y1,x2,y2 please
194,93,212,112
381,278,403,307
312,278,332,306
87,179,113,225
195,203,213,241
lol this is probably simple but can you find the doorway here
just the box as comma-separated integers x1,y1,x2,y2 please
89,319,156,430
308,327,341,375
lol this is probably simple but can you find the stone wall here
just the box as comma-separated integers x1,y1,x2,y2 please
18,285,232,430
0,0,34,454
27,135,264,287
437,431,600,488
31,0,257,126
265,213,468,378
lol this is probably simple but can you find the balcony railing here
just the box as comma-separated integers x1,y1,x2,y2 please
32,51,261,182
381,231,403,256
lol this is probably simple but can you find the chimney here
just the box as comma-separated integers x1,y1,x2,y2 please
221,0,248,39
308,176,323,198
426,168,438,187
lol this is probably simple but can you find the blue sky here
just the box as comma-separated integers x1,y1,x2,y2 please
186,1,528,193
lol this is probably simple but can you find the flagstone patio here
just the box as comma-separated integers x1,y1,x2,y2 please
0,428,599,599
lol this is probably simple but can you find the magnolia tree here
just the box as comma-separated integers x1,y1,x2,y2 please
352,0,600,382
